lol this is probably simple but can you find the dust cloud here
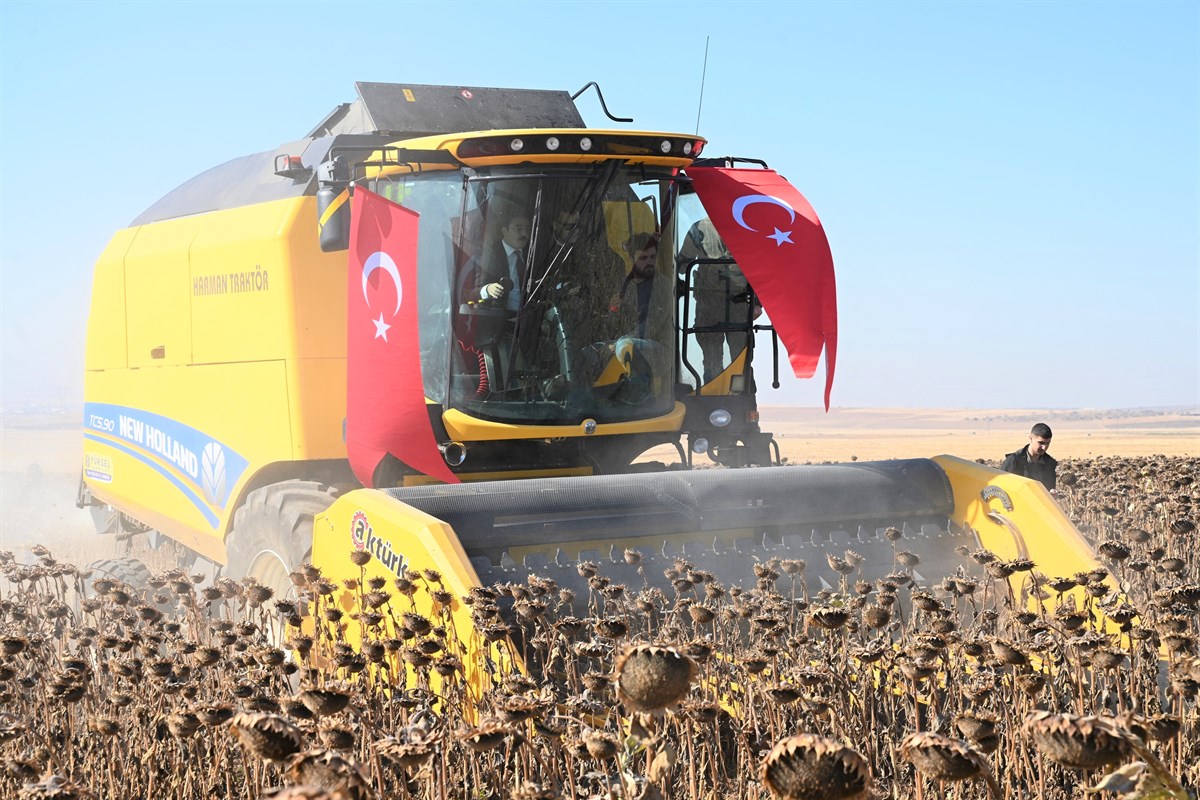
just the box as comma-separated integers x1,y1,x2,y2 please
0,415,110,566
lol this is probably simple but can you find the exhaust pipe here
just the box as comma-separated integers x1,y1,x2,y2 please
439,442,467,467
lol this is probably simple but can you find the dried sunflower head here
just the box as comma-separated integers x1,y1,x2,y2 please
681,699,720,723
195,704,235,727
1023,711,1133,769
230,711,305,762
863,605,891,629
899,731,988,782
1141,714,1182,742
298,685,352,717
761,733,870,800
375,736,436,770
581,728,620,760
456,720,514,752
766,684,803,705
317,722,356,751
613,643,696,712
285,748,371,800
953,711,998,741
166,710,202,739
810,606,850,630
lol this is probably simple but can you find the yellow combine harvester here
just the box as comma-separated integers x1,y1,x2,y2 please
78,82,1104,636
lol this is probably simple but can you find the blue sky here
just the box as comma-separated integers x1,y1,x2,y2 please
1,0,1196,410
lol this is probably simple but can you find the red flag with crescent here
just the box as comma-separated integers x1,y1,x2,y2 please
346,187,460,486
686,167,837,409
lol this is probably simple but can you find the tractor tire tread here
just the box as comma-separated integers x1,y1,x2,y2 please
83,556,152,589
225,480,339,582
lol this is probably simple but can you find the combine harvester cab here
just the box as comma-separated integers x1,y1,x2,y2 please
78,82,1109,660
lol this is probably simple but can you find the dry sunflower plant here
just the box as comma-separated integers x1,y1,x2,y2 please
0,454,1195,799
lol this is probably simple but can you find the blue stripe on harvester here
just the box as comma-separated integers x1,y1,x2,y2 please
84,433,220,528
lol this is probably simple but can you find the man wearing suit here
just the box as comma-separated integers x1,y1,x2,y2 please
476,213,532,313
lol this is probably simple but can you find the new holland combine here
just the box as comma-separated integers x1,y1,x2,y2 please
78,83,1107,664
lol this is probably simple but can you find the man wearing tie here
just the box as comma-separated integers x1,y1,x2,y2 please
477,213,532,313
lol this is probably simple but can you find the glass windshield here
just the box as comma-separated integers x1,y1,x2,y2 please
369,165,684,424
674,190,758,387
440,165,681,424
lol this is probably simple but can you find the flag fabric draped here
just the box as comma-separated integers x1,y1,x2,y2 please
346,187,460,486
686,167,838,409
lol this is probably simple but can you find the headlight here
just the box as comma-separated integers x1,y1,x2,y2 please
509,138,525,152
659,139,672,154
579,137,593,152
691,437,709,454
545,136,560,151
709,409,732,428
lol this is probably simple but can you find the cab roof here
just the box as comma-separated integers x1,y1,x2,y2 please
131,83,588,226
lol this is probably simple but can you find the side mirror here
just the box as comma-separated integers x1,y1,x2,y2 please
317,186,350,252
317,157,352,252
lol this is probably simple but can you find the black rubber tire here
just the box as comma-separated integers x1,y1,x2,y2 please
84,556,152,590
76,556,156,616
224,480,338,603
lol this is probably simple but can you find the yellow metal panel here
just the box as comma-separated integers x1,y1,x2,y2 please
441,402,686,442
934,454,1101,576
85,228,135,370
285,195,350,458
124,219,194,367
189,202,296,363
189,196,348,365
288,196,349,360
698,348,749,397
935,455,1132,643
188,196,348,459
313,490,510,692
603,200,658,269
290,357,347,459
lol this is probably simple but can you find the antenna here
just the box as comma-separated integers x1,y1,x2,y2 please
695,36,710,135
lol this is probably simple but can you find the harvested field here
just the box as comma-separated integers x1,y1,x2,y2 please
0,411,1198,798
642,406,1200,466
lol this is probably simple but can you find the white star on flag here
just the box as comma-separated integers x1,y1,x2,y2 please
768,227,794,246
372,314,391,341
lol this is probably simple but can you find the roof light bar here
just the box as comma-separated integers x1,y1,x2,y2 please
454,134,702,160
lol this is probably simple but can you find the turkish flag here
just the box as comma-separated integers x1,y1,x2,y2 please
346,187,460,486
687,167,838,409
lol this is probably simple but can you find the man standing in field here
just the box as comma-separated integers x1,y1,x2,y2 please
1001,422,1058,492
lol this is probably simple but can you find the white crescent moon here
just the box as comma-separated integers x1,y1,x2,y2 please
361,251,402,315
732,195,796,231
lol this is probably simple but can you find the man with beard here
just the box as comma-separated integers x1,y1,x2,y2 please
1001,422,1058,493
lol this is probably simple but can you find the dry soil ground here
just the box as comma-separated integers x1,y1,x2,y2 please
2,407,1196,566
